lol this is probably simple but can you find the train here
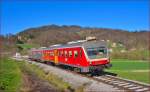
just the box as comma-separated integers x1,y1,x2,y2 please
29,38,112,73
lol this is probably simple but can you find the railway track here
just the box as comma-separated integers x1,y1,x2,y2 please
54,63,150,92
15,57,150,92
48,64,150,92
94,75,150,92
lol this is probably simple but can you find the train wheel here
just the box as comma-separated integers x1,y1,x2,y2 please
90,69,104,76
51,62,55,66
74,68,81,73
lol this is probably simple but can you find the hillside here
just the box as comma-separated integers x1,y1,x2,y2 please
1,24,149,60
17,25,149,49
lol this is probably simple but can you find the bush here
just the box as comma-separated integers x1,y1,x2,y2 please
110,50,149,60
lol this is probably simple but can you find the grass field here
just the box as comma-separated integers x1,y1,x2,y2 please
23,62,71,91
0,58,73,92
0,58,22,91
106,59,150,84
0,58,149,91
17,44,34,49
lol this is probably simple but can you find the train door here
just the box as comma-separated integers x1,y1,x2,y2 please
74,48,82,66
54,49,58,64
68,49,73,64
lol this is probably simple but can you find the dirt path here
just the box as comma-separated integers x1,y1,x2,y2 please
20,69,59,92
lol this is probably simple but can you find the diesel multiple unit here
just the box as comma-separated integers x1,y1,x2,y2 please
29,40,112,73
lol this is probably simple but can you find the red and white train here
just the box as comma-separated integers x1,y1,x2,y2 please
29,39,112,73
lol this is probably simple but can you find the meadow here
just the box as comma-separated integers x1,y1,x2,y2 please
106,59,150,84
0,58,72,92
0,58,149,92
0,58,22,91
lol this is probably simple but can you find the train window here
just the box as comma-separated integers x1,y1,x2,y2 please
58,51,61,56
47,52,50,56
46,52,48,56
86,47,107,59
61,51,63,56
65,51,68,57
50,52,54,56
59,51,61,56
69,51,72,57
44,52,46,56
49,52,51,56
58,51,59,56
74,51,78,58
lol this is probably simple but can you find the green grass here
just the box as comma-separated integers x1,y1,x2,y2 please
17,44,35,49
0,57,75,92
0,58,74,92
16,44,39,49
106,59,150,84
110,59,149,70
0,58,22,91
108,70,150,84
22,62,73,92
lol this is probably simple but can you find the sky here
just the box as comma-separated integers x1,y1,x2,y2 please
1,0,149,35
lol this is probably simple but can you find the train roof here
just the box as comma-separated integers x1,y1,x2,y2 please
55,40,106,49
31,40,107,51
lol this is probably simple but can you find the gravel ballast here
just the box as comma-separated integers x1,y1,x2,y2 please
26,60,123,92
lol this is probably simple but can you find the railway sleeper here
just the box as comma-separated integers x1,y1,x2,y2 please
113,82,125,85
110,81,125,85
123,84,136,88
128,86,143,90
109,80,120,83
118,83,130,86
113,81,126,84
135,88,150,92
104,79,115,82
94,77,109,81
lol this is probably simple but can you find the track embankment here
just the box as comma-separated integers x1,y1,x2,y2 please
19,62,59,92
14,57,150,92
19,58,123,92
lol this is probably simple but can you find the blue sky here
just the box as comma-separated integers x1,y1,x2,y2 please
1,0,149,35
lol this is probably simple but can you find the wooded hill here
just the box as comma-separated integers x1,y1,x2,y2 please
18,25,149,49
1,24,149,60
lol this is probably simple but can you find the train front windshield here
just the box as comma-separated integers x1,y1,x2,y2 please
86,47,107,59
